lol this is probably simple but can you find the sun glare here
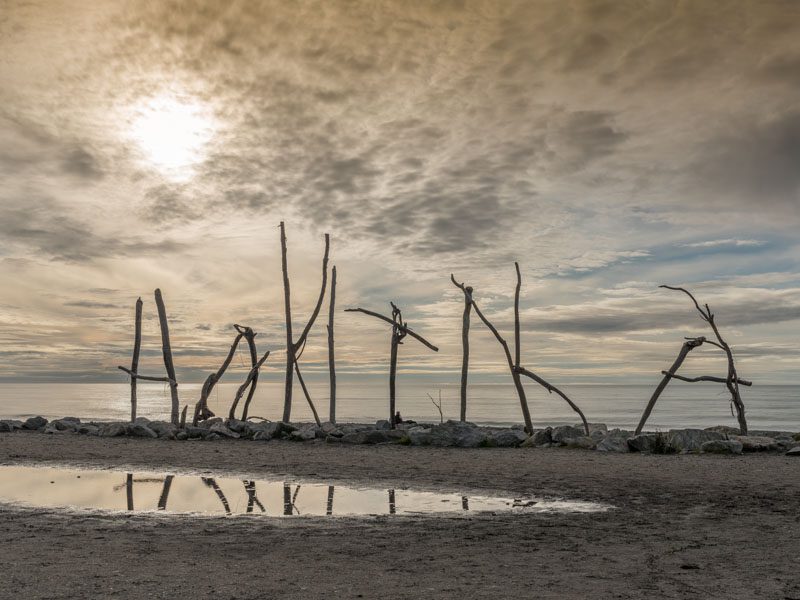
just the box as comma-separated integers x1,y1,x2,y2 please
129,95,216,180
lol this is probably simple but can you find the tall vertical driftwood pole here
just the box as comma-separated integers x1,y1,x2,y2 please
280,222,330,423
328,265,337,423
451,278,472,421
345,304,438,427
129,297,143,422
154,288,180,425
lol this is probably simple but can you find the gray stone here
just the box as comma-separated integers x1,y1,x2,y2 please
427,420,486,448
705,425,740,435
22,416,48,430
76,424,99,436
205,433,221,441
184,426,208,439
149,421,178,439
785,446,800,456
133,417,150,426
50,418,80,432
375,420,391,430
175,430,189,440
99,422,127,437
584,423,608,434
0,421,15,432
325,434,343,443
701,439,743,454
627,433,675,453
290,428,317,442
226,418,248,433
321,422,342,435
563,436,596,449
198,417,223,429
341,429,392,444
407,426,432,446
130,424,158,438
749,430,795,439
489,429,528,447
731,435,778,452
209,422,239,438
596,431,631,453
668,429,724,452
551,425,585,445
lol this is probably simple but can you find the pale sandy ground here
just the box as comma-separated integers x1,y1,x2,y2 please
1,432,799,600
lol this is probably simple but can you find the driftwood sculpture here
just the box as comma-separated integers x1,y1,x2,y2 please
328,265,337,423
118,290,180,424
280,221,330,423
451,265,590,435
635,285,751,435
345,303,438,427
193,328,244,425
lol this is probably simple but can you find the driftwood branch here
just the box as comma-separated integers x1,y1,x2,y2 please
450,275,473,422
154,288,180,425
294,361,322,426
635,337,706,435
235,325,260,421
229,350,271,420
129,298,142,422
202,477,231,515
661,372,753,387
344,308,439,351
427,391,444,424
193,330,244,425
328,265,337,424
515,366,589,436
117,366,175,384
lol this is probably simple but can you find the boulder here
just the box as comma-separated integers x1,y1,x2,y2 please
226,419,248,434
99,422,127,437
321,422,342,436
130,423,158,438
205,432,221,441
748,430,795,439
705,425,740,435
596,430,631,453
148,421,178,439
290,428,317,442
0,421,14,433
427,420,486,448
22,416,48,430
407,426,432,446
133,417,150,426
76,424,99,436
341,430,392,444
209,422,239,439
184,426,209,439
551,425,585,445
731,435,778,452
627,433,674,453
175,430,189,441
584,423,608,434
668,429,724,452
701,439,743,454
198,417,223,429
531,427,552,446
489,429,528,447
563,436,596,449
785,446,800,457
50,418,80,432
375,420,392,430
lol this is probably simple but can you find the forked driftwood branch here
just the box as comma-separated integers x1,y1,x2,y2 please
659,285,749,435
228,350,271,420
235,324,261,421
345,303,438,427
193,329,244,425
280,222,330,423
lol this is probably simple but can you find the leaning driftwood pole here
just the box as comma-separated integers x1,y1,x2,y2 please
328,265,337,423
661,285,749,435
294,362,322,426
345,304,438,427
515,366,589,435
236,325,260,421
635,337,706,435
193,329,244,425
450,277,473,421
229,350,271,420
280,222,330,423
129,297,142,422
154,288,180,425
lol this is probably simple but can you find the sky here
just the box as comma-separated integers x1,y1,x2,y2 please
0,0,799,386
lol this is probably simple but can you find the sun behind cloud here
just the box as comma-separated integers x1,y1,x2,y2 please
128,93,217,181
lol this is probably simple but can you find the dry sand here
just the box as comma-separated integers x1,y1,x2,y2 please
1,432,798,599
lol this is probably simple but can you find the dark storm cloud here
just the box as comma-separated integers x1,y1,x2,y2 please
64,300,120,309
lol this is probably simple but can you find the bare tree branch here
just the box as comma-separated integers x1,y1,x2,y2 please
154,288,180,425
515,366,589,435
344,307,438,351
661,372,753,386
117,366,174,384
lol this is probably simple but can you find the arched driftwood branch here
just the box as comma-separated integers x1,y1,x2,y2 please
345,303,438,426
515,366,589,435
233,325,261,421
280,222,330,423
660,285,749,434
193,329,244,425
229,350,271,420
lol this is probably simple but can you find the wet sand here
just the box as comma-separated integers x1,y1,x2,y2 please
1,432,798,599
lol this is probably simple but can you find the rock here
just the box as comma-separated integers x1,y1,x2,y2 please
341,430,392,444
148,421,178,439
290,428,317,442
407,426,432,446
99,422,128,437
668,429,724,452
375,420,392,430
551,425,585,445
731,435,778,452
701,439,743,454
226,418,248,433
320,422,342,435
133,417,150,426
209,422,239,438
198,417,223,429
794,433,800,442
0,421,14,432
205,433,221,441
705,425,740,435
76,424,99,436
596,430,631,453
748,430,795,439
584,423,608,434
184,426,208,439
532,427,552,446
325,434,343,443
564,436,596,449
627,433,675,453
175,430,188,441
489,429,528,447
427,420,486,448
22,416,48,430
130,424,158,438
785,446,800,456
49,418,80,432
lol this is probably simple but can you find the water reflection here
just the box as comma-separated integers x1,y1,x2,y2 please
0,465,611,517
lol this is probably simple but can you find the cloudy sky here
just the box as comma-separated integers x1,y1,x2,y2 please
1,0,799,386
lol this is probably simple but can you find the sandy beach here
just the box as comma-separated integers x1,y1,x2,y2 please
1,432,798,600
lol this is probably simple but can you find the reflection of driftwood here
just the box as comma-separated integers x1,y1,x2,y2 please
129,298,142,422
126,473,133,511
283,483,301,515
461,496,469,511
157,475,174,511
346,303,438,427
660,285,749,435
281,222,330,423
201,477,231,515
328,265,337,424
229,350,271,420
194,330,244,425
635,337,706,435
388,489,396,515
450,279,473,421
244,480,265,514
326,485,334,516
155,289,180,425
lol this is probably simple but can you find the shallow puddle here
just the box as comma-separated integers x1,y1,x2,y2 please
0,465,609,517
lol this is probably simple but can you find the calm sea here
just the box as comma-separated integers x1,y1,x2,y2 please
1,379,798,431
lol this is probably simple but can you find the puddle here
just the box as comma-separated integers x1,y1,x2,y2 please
0,465,610,517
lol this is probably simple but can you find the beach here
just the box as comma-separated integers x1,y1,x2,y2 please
1,432,798,599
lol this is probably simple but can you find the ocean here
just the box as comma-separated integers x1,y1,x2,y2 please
1,378,798,431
